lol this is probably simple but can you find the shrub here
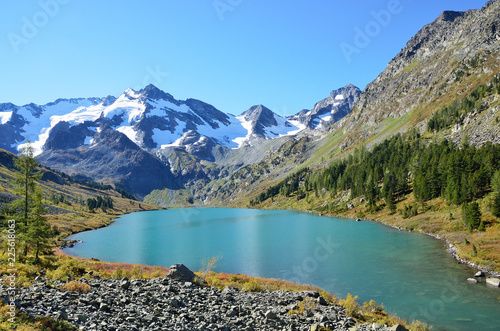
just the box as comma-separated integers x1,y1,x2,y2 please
339,293,360,317
401,204,419,219
362,299,384,314
204,274,222,288
242,279,263,292
47,258,86,281
60,281,91,294
111,266,125,279
150,268,162,278
200,254,223,275
288,297,318,316
131,265,143,279
409,320,432,331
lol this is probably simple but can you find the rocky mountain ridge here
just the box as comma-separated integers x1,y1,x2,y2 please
0,84,359,200
288,84,361,130
336,0,500,151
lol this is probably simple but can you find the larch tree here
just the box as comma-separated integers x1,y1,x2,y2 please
8,142,53,262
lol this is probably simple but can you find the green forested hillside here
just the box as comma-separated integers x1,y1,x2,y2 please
252,134,500,220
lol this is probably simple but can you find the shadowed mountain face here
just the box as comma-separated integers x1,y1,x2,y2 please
37,127,179,199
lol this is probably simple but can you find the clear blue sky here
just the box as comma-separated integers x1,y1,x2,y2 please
0,0,489,116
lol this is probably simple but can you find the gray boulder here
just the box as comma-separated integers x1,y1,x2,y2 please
389,325,409,331
264,310,278,320
120,278,131,290
166,264,196,283
486,278,500,287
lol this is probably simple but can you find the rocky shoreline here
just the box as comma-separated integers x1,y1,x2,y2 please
2,264,408,331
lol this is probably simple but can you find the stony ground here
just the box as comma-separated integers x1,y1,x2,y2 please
1,265,408,331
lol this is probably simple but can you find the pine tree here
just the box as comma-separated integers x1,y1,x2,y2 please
492,193,500,218
463,202,482,231
385,192,396,214
383,172,397,213
365,173,378,208
492,170,500,194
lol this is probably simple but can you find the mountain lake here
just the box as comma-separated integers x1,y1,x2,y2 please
63,208,500,331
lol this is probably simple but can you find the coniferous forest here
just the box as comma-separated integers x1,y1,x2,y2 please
251,134,500,230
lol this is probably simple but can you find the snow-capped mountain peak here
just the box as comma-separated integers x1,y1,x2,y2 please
0,84,359,155
232,105,303,148
287,84,361,129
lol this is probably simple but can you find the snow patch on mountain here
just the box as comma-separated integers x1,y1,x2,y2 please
286,120,307,136
0,111,12,124
264,115,300,138
84,135,93,145
232,115,254,148
15,99,100,155
148,99,191,115
116,126,140,145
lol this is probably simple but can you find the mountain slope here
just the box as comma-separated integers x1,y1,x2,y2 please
335,0,500,151
288,84,361,130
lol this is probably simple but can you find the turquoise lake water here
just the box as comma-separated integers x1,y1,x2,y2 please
64,208,500,330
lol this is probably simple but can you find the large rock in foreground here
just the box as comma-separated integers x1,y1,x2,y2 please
165,263,197,282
